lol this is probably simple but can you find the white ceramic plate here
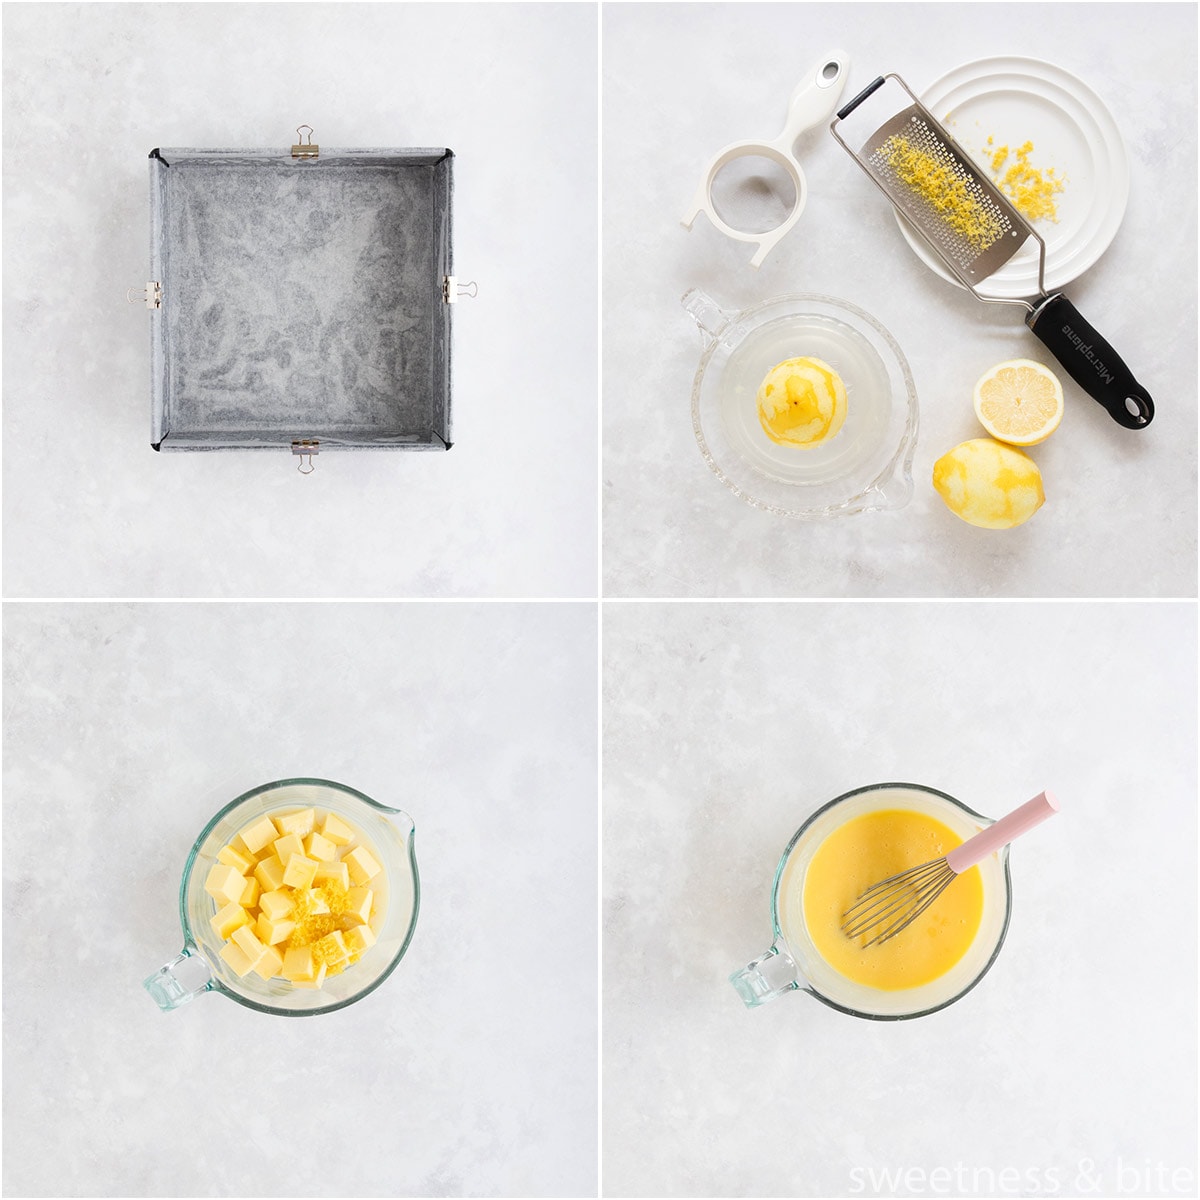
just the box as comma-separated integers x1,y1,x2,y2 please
894,56,1130,299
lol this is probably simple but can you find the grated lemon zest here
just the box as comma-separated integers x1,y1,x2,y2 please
987,139,1064,223
880,134,1004,253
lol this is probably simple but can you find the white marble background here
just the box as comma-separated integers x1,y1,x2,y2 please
2,602,598,1197
603,601,1197,1197
2,3,597,598
602,2,1198,597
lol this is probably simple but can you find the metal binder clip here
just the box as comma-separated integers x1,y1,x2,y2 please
442,276,478,303
127,282,162,309
292,439,319,473
291,125,319,160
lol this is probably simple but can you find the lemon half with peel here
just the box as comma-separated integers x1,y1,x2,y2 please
756,356,847,448
973,359,1063,446
933,438,1045,529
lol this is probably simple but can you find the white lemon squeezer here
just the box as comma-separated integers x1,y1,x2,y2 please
682,52,849,266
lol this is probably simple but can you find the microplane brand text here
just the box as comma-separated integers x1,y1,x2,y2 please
1062,324,1115,385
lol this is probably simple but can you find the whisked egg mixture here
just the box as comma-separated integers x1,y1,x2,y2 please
802,808,985,990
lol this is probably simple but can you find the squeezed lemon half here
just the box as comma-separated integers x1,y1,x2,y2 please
756,356,847,448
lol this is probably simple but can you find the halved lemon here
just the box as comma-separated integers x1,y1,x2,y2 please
972,358,1064,446
756,356,847,448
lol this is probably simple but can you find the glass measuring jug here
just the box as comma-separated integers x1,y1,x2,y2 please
685,289,918,519
144,778,419,1016
731,782,1012,1019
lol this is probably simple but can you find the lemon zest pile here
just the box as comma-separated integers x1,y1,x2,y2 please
880,134,1004,253
286,879,352,950
987,140,1064,223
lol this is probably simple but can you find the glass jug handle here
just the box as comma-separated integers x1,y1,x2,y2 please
681,288,747,351
730,937,803,1007
144,948,213,1011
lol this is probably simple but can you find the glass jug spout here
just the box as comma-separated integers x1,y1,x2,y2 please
864,464,914,513
730,936,805,1007
144,948,213,1011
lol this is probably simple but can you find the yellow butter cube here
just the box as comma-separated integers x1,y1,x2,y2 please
321,812,356,846
254,854,287,893
301,961,328,989
282,853,319,889
210,902,252,939
344,845,382,885
314,861,350,889
314,931,350,967
251,943,284,981
256,914,296,946
274,808,316,838
272,832,304,864
281,945,316,982
304,832,338,863
342,887,373,926
217,844,254,874
204,863,248,905
343,924,376,955
259,889,294,922
219,940,258,977
240,875,260,908
231,924,267,965
240,815,281,855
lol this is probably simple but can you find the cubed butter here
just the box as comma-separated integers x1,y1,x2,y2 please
304,832,337,863
281,945,316,982
321,812,356,846
256,914,296,946
222,805,383,993
254,854,287,893
343,924,376,955
343,887,373,926
251,943,284,981
258,889,294,922
274,808,316,838
314,862,350,889
211,901,252,939
282,853,319,889
344,845,382,885
204,863,249,905
240,815,281,855
219,939,258,977
231,924,267,965
273,832,305,864
314,931,350,968
292,961,329,989
217,844,254,874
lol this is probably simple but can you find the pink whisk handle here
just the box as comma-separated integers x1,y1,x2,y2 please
946,790,1060,874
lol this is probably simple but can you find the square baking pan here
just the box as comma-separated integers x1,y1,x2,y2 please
142,131,460,459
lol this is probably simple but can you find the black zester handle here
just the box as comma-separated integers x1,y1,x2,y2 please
1025,294,1154,429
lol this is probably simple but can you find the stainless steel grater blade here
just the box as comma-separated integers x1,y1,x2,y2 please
830,73,1044,303
829,72,1154,430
